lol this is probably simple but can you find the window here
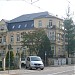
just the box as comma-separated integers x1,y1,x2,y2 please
25,24,27,27
1,26,4,30
12,25,15,29
10,35,14,42
3,36,6,42
38,20,42,28
57,34,60,41
18,25,21,28
59,21,60,28
49,31,55,40
31,23,34,27
51,46,55,55
49,20,52,27
16,34,20,41
0,36,6,43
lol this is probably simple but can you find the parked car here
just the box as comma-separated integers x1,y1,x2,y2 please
26,56,44,70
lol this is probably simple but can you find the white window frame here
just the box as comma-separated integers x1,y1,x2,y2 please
38,20,42,28
16,34,20,41
49,20,52,27
10,35,14,42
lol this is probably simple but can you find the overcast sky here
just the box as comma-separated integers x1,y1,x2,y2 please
0,0,75,21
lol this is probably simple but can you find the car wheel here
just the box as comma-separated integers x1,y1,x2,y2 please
41,68,44,70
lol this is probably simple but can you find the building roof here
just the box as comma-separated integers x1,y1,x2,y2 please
7,20,34,31
9,11,61,23
7,11,63,31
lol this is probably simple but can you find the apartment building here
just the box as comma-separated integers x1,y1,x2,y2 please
0,19,8,61
0,11,65,59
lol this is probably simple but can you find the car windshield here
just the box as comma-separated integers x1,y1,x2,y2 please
31,56,41,61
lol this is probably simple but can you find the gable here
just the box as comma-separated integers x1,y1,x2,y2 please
0,19,8,32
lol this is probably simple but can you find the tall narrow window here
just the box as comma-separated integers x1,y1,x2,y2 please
10,35,14,42
59,21,60,28
52,32,55,40
16,34,20,41
49,20,52,27
57,34,60,41
3,36,6,42
50,31,55,40
51,46,55,55
38,20,42,28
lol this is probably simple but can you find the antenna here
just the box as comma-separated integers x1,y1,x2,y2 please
31,0,39,4
66,0,74,18
66,0,70,18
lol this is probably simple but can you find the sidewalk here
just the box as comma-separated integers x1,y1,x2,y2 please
0,69,37,75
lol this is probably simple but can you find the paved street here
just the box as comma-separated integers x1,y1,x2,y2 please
0,65,75,75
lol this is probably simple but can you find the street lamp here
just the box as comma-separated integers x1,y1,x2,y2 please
23,47,26,68
8,44,12,73
45,51,46,66
1,50,6,71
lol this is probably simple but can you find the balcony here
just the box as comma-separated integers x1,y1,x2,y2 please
47,25,56,29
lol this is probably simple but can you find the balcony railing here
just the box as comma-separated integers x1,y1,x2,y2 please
47,25,56,29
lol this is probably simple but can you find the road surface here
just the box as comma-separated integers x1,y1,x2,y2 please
0,65,75,75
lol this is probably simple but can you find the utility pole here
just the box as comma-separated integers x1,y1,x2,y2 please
8,44,12,73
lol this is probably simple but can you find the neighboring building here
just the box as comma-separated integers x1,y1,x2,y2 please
0,19,8,61
0,11,65,59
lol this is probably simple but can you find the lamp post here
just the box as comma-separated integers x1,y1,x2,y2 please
8,44,12,73
23,47,26,68
45,51,46,66
19,47,22,69
1,50,6,71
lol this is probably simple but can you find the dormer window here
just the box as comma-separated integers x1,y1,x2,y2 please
18,25,21,28
31,24,34,27
12,25,15,29
25,24,27,27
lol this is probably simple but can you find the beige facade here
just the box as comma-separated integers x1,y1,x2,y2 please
0,20,8,60
0,16,65,59
34,17,64,57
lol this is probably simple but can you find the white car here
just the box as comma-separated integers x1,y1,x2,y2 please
26,56,44,70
